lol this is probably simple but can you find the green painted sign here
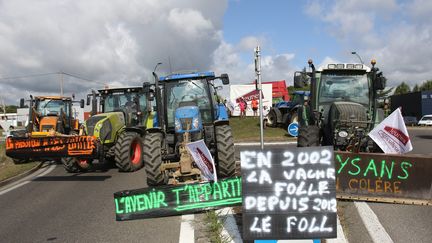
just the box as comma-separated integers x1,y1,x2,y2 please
114,177,242,221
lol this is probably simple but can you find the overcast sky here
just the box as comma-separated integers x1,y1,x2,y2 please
0,0,431,104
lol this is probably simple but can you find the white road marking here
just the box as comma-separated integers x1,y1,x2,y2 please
0,162,56,196
179,214,194,243
235,141,296,146
354,201,394,243
217,207,242,243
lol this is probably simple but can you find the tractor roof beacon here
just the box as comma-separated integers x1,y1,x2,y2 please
297,59,387,152
143,70,235,186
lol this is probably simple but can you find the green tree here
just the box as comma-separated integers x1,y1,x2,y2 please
394,82,411,95
420,80,432,91
413,84,420,92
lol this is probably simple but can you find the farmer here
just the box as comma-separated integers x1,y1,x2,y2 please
251,98,258,117
239,98,246,119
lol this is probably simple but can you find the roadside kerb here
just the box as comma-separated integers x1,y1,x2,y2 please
0,162,44,188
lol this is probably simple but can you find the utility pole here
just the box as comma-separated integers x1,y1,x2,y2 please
254,46,264,149
60,71,64,96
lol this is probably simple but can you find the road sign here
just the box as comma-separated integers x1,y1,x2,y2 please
288,122,298,137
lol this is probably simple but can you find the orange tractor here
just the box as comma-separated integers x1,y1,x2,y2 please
6,95,96,164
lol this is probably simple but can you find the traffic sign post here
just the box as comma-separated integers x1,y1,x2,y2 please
288,122,299,137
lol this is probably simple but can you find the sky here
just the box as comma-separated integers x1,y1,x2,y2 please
0,0,432,104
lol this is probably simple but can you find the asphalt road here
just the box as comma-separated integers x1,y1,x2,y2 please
0,127,430,242
0,163,181,242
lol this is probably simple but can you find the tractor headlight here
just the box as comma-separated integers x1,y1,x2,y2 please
192,117,199,129
175,118,181,131
338,131,348,138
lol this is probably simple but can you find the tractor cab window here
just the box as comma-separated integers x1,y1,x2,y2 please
36,99,69,117
165,79,212,128
319,73,369,106
103,92,146,113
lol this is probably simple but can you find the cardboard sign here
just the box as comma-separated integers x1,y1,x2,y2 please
241,146,337,240
335,151,432,203
114,177,242,221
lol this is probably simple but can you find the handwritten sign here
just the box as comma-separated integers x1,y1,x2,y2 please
5,136,97,159
114,177,242,221
241,146,337,240
335,151,432,203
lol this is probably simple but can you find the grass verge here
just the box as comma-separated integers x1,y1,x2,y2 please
203,210,230,243
0,142,39,182
230,116,296,142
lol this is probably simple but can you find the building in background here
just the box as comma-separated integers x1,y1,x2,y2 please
391,91,432,120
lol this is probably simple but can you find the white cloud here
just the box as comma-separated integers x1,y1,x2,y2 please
0,0,228,104
304,0,432,88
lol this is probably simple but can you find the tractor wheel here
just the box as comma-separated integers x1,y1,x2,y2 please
266,110,277,127
61,157,92,173
297,125,320,147
143,133,166,186
114,132,144,172
215,125,236,178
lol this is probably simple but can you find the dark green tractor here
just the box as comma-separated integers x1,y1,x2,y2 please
297,59,386,152
61,87,152,172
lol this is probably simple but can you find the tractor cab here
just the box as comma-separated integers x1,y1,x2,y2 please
297,59,386,152
23,96,84,136
159,72,229,143
85,87,149,143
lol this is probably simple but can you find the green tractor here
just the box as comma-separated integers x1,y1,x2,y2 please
61,87,152,172
296,59,387,152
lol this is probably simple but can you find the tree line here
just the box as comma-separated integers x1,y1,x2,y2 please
394,80,432,95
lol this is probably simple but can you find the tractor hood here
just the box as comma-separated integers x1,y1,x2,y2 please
85,112,125,144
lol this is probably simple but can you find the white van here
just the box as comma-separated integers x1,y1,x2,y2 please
418,114,432,126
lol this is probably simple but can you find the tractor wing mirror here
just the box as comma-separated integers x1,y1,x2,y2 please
143,82,151,93
220,73,229,85
19,98,25,108
86,96,91,106
80,99,85,108
373,75,386,91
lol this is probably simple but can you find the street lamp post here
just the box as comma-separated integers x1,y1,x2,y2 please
351,51,364,64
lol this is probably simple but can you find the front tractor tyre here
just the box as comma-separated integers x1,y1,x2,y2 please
115,132,144,172
61,157,92,173
297,125,320,147
143,133,166,186
215,125,236,178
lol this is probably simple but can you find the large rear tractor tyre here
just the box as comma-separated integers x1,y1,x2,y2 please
143,133,166,186
297,125,320,147
215,125,236,178
115,132,144,172
61,157,92,173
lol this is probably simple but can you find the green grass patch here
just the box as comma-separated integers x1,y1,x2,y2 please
229,116,295,142
0,142,39,182
203,210,230,243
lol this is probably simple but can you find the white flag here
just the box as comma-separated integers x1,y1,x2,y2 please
185,139,218,182
368,108,413,154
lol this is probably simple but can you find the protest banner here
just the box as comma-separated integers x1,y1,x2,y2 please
241,146,337,240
